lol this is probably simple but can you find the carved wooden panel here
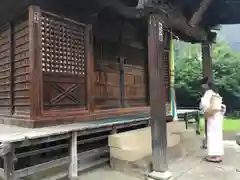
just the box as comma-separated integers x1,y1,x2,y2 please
0,28,11,114
124,65,147,107
43,73,86,110
13,18,31,115
41,11,87,110
94,62,121,109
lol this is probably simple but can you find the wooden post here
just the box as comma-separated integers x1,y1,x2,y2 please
69,131,78,179
29,6,43,119
111,125,118,134
147,14,172,179
184,113,189,129
201,41,212,148
195,111,201,135
119,57,126,108
3,144,15,180
85,25,94,113
202,42,212,81
9,23,14,115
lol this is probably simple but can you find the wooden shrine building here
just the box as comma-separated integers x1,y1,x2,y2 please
0,1,174,128
0,0,240,180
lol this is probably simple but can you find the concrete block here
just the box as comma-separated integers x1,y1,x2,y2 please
108,124,182,162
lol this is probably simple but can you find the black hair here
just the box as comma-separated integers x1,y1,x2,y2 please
208,82,218,93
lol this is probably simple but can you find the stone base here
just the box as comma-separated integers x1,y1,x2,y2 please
109,129,201,178
148,171,172,180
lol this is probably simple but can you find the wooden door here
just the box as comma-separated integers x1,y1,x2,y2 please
93,39,121,109
122,46,148,107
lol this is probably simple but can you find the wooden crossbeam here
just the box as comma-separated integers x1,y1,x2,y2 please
189,0,213,27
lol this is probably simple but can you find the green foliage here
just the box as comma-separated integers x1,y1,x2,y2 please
200,118,240,132
175,39,240,111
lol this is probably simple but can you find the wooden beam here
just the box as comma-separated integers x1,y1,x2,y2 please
153,6,208,41
148,14,168,172
189,0,213,27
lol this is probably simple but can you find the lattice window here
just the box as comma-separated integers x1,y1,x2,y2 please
41,13,86,75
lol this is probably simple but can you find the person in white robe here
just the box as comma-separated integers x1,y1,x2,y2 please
200,81,226,163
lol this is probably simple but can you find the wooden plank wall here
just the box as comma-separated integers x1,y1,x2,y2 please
13,15,31,116
0,14,31,117
122,46,147,107
94,40,121,109
0,26,11,115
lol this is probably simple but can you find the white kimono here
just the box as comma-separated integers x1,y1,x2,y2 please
200,90,225,156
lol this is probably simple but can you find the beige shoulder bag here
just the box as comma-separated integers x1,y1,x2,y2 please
205,93,223,117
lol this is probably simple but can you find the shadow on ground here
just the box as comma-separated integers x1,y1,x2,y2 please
80,133,240,180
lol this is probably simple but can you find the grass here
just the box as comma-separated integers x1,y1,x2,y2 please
199,117,240,132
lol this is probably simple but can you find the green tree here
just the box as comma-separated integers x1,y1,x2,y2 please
175,42,202,107
175,39,240,111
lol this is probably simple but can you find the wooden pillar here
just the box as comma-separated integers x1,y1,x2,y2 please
147,14,172,179
201,42,212,80
29,5,43,119
85,25,94,113
201,41,212,148
119,57,126,108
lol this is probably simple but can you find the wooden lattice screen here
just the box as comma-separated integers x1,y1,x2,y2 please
41,11,87,111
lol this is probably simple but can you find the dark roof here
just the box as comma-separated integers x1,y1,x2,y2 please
1,0,240,33
172,0,240,27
